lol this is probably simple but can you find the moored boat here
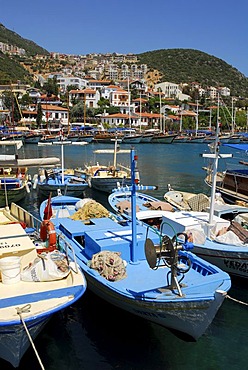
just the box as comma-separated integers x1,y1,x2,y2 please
85,139,132,193
40,149,231,340
204,143,248,204
0,202,87,368
151,133,177,143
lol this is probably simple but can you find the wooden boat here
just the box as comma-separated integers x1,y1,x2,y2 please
151,133,177,144
34,167,89,199
34,141,89,200
39,149,231,341
93,132,123,143
0,202,86,368
85,139,132,193
0,141,30,206
173,135,189,143
122,134,143,144
67,132,94,143
24,132,43,144
204,143,248,204
140,132,154,143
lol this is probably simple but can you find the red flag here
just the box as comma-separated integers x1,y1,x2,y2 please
43,192,52,220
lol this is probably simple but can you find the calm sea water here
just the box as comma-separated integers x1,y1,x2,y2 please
2,142,247,370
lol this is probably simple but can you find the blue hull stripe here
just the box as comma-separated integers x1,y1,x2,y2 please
0,285,85,310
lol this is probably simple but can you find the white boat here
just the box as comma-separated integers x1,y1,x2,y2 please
39,150,231,341
0,202,87,368
109,125,248,278
164,186,212,211
122,134,143,143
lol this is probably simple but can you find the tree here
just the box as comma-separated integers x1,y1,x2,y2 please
43,77,59,96
2,91,21,123
36,103,43,128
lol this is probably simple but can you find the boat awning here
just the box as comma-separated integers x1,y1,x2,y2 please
0,157,60,167
223,144,248,151
0,140,23,150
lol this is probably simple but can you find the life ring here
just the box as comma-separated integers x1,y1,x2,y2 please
40,220,57,248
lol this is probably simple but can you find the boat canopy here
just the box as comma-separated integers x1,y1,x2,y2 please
223,143,248,151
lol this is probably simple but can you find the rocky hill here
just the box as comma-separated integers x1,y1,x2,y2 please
137,49,248,97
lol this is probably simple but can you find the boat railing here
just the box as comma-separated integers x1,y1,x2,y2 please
10,203,79,273
57,232,79,273
10,202,41,232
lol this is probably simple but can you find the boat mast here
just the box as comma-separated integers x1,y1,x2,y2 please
84,92,86,134
231,97,235,135
209,107,212,130
179,105,183,132
201,94,232,237
113,137,117,168
195,100,199,136
159,92,162,132
130,148,138,262
128,76,131,130
61,143,65,185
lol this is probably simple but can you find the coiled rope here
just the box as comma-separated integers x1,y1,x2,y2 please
16,304,45,370
226,295,248,306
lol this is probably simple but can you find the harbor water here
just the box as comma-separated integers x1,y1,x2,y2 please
2,142,247,370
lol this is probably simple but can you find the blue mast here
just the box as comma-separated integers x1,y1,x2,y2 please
130,148,139,263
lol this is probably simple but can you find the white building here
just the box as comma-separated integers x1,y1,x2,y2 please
56,76,88,93
155,82,180,98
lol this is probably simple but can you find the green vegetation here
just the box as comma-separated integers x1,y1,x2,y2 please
0,51,31,84
0,23,49,56
137,49,248,97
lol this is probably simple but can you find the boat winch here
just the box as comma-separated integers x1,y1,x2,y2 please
144,228,193,296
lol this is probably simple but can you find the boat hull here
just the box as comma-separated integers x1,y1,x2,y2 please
193,240,248,279
55,210,230,341
37,183,88,199
84,272,227,340
0,316,49,368
122,135,142,144
90,177,132,193
151,134,177,143
0,185,28,207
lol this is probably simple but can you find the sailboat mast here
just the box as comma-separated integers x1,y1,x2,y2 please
113,138,117,168
195,100,199,136
128,77,131,130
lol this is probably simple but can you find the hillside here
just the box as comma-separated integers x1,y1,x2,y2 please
0,23,49,56
0,51,31,84
0,23,50,84
137,49,248,97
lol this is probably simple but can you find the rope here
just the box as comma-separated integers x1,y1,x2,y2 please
226,294,248,306
16,304,45,370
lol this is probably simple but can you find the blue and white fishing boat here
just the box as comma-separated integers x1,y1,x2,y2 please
40,149,231,341
84,138,132,193
34,167,89,199
108,126,248,279
33,141,89,199
0,202,87,368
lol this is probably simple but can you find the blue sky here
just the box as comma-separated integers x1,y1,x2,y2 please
1,0,248,76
